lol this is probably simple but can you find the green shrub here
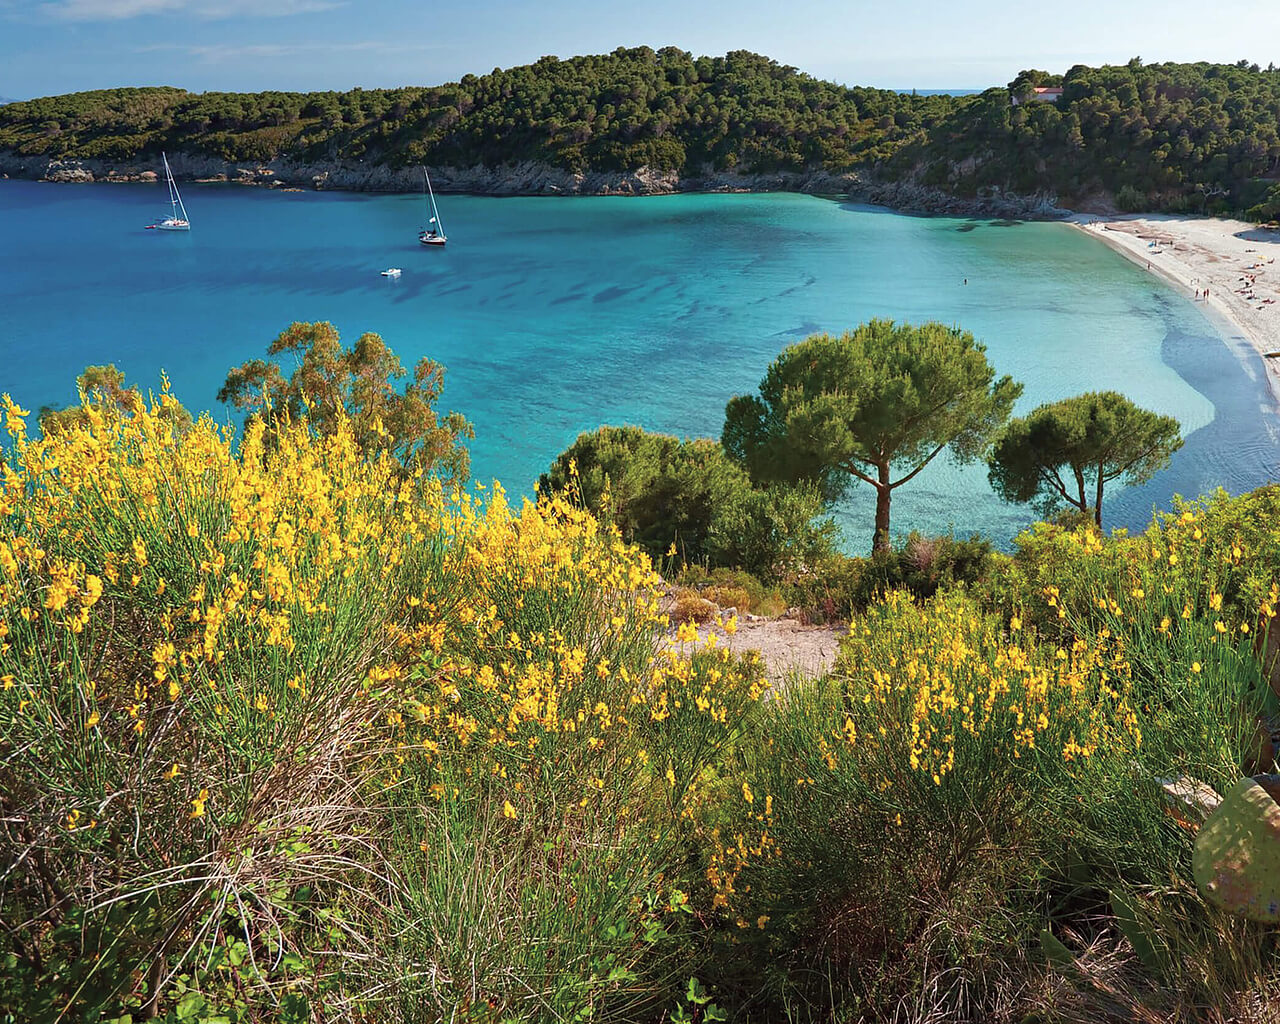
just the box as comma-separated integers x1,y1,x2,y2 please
1115,183,1147,211
786,532,995,620
1245,182,1280,223
541,425,835,581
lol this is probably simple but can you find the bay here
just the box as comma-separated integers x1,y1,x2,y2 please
1,181,1276,550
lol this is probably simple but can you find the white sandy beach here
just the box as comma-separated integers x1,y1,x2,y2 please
1071,213,1280,400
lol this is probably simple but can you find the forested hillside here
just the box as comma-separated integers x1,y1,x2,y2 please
0,49,950,173
3,48,1280,215
904,58,1280,216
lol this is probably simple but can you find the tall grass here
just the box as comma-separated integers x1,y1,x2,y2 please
0,391,766,1022
703,590,1148,1019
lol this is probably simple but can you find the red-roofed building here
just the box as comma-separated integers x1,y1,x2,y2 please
1013,86,1064,105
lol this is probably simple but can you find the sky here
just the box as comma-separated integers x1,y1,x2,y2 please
1,0,1279,99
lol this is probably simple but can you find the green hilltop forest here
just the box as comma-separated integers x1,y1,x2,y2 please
3,48,1280,215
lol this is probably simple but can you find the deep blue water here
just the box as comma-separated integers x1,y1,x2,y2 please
1,181,1277,549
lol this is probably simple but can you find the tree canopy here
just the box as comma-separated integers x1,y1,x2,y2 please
723,320,1022,552
539,424,834,578
217,321,473,486
38,364,192,436
903,59,1280,215
0,50,946,176
4,52,1280,215
986,391,1184,527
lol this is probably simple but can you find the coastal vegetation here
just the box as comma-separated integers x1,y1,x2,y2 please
217,320,473,487
543,323,1188,617
38,363,192,437
5,49,1280,215
712,490,1280,1019
0,388,771,1022
4,373,1279,1022
538,424,834,578
987,391,1185,527
3,325,1278,1021
907,57,1280,216
0,50,942,176
722,320,1022,552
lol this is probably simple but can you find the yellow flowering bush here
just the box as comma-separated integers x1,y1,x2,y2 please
0,389,767,1021
1000,490,1280,649
995,491,1280,787
837,590,1144,784
374,489,768,1021
702,588,1192,1016
695,488,1280,1019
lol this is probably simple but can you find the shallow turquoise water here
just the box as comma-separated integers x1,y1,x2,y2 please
1,182,1276,549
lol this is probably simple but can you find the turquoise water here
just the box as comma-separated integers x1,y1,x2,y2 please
1,182,1277,549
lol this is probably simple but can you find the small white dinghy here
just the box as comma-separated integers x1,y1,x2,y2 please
381,268,402,277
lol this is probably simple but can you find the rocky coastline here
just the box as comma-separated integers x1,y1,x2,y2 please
0,149,1069,220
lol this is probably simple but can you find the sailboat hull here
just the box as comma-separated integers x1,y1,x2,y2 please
419,235,447,247
154,220,190,231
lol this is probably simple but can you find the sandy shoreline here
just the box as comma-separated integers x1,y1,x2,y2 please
1070,213,1280,401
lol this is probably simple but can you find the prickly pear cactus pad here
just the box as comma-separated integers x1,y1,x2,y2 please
1193,775,1280,922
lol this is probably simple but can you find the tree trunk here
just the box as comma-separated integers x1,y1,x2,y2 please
1073,463,1088,514
1095,463,1105,528
873,464,892,553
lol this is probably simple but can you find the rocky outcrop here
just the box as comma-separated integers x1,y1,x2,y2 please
0,150,1071,220
854,180,1067,220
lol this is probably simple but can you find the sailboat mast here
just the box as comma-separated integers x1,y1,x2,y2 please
162,152,191,225
164,153,176,211
425,168,443,236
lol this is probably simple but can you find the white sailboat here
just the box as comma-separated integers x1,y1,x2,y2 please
418,168,446,247
149,152,190,231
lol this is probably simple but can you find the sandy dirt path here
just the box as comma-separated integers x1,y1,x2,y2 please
664,613,845,683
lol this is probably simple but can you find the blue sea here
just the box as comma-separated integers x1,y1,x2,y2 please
1,181,1277,549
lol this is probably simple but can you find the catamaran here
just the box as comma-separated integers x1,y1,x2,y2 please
148,152,191,231
418,168,446,247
